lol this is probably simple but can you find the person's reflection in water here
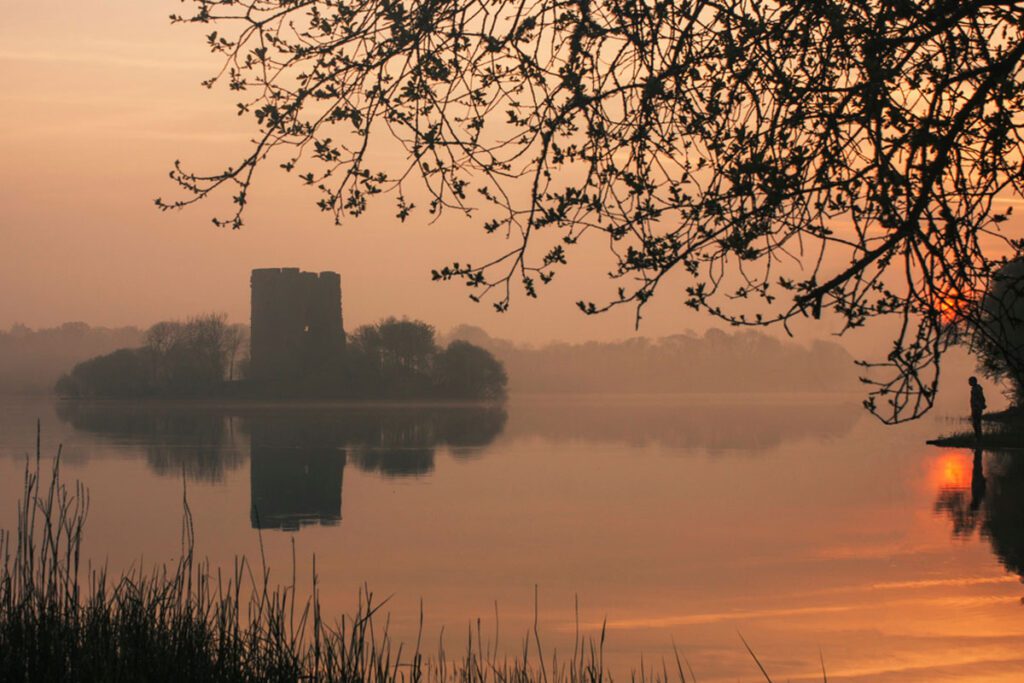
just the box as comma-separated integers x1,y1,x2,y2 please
971,448,987,514
936,448,1024,592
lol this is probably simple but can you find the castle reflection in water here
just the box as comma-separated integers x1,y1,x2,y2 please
54,396,864,532
55,402,508,531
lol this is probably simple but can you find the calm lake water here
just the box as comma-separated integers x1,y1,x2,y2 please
1,394,1022,682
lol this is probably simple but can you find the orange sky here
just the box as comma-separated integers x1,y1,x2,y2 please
0,2,681,342
1,1,1020,354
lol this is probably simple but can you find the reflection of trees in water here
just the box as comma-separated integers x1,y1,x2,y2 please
981,452,1024,578
505,398,860,451
353,447,434,477
935,449,1024,579
55,401,243,482
344,407,509,474
56,401,508,530
346,412,440,477
438,408,509,458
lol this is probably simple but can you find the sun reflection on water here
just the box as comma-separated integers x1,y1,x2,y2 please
935,450,972,490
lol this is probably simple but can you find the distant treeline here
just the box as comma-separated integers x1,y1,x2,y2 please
0,323,144,394
10,320,858,398
442,326,860,394
55,316,507,401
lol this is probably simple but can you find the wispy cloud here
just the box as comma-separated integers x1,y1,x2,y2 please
0,49,213,71
572,604,857,630
868,575,1019,591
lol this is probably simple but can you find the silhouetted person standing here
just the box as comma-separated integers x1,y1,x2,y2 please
969,377,986,441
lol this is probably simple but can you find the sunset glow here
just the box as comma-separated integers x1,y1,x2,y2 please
935,451,971,489
932,284,976,326
2,2,1023,682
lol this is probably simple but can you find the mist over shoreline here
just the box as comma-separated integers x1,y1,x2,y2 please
0,323,144,394
1,321,863,396
442,325,860,394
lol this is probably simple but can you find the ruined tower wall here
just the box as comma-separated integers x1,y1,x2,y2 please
250,268,345,382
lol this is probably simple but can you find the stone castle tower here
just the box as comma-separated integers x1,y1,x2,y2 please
249,268,345,382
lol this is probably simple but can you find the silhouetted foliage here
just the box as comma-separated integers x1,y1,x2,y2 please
162,0,1024,422
54,348,151,399
56,314,502,400
347,318,437,397
433,341,508,400
346,318,506,399
145,314,247,393
973,259,1024,407
56,314,245,398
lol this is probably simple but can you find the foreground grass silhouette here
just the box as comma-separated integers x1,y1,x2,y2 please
1,425,820,683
